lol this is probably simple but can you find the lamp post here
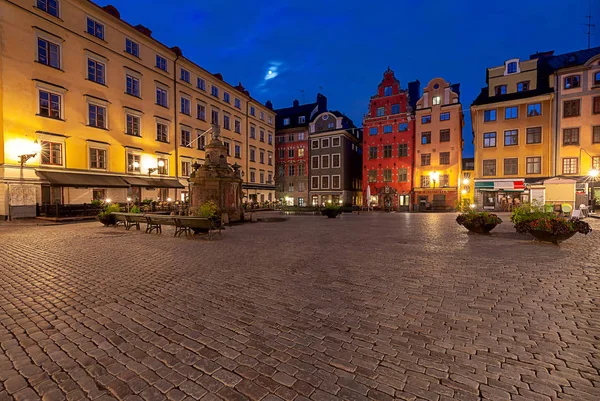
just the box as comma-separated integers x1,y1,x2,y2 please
590,168,599,212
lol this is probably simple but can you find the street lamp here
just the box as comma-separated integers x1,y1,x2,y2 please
18,140,41,167
429,171,440,189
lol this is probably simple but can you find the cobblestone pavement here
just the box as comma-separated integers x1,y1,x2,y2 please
0,213,599,401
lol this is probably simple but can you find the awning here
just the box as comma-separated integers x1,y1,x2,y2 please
37,171,129,188
122,176,184,188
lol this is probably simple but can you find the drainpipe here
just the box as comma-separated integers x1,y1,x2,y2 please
173,52,180,198
552,74,559,177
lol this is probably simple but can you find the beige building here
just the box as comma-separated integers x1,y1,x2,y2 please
0,0,275,219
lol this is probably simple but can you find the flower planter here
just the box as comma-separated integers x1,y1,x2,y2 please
97,215,115,226
529,230,577,244
322,209,339,219
462,223,498,234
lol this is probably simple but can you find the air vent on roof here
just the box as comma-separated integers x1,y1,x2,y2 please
170,46,182,57
102,5,120,19
134,24,152,37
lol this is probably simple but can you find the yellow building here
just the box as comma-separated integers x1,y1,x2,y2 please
460,158,475,208
0,0,275,219
414,78,463,211
471,54,554,210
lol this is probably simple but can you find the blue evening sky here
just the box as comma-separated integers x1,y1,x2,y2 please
98,0,598,156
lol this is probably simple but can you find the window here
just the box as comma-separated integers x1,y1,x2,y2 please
41,141,62,165
311,156,319,169
223,115,230,130
298,163,305,176
181,161,191,177
383,145,392,158
87,59,105,84
288,165,295,176
440,112,450,121
383,125,393,133
398,144,408,157
249,125,255,139
197,104,206,120
439,129,450,142
231,119,240,133
398,168,408,182
421,132,431,145
420,176,430,188
180,129,191,147
88,104,106,128
211,86,219,97
283,118,290,126
564,75,580,89
298,148,305,157
87,18,104,40
504,158,518,175
563,99,580,117
125,38,139,57
384,86,392,96
127,153,140,172
38,90,61,119
180,68,190,83
332,175,341,189
594,126,600,144
368,147,378,159
322,155,330,168
321,138,330,148
224,92,230,103
563,128,579,145
391,104,400,114
126,114,140,136
37,0,59,17
505,106,518,120
368,170,377,183
156,87,168,107
517,81,529,92
595,72,600,86
268,133,273,144
312,176,319,189
383,169,392,182
89,148,106,169
484,109,497,122
332,137,340,147
224,142,231,156
504,130,518,146
526,157,541,174
321,176,329,189
440,152,450,165
494,85,507,95
593,157,600,170
156,122,168,142
562,158,578,174
483,159,496,176
421,115,431,124
312,140,319,149
212,110,220,125
297,116,306,124
527,103,541,117
37,38,60,68
421,153,431,166
197,78,206,90
156,158,168,175
155,55,167,71
398,123,408,132
524,127,541,144
259,130,265,142
259,111,264,121
376,107,385,117
278,148,284,159
298,132,305,140
234,144,241,159
593,97,600,114
332,154,340,168
369,127,378,135
507,62,518,74
250,171,256,183
249,148,256,162
126,75,140,97
180,97,191,115
288,148,294,158
196,132,205,150
483,132,496,148
250,106,256,116
234,98,241,108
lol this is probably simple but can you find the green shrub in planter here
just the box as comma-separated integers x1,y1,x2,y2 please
97,203,120,225
322,204,341,218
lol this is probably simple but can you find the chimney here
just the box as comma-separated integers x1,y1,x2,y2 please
293,99,300,107
134,24,152,37
102,5,120,19
265,100,273,110
316,93,327,112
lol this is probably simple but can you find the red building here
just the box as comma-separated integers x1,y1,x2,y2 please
363,68,419,211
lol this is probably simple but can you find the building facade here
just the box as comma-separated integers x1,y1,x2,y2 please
363,68,419,211
274,95,327,206
308,112,362,206
471,54,554,210
413,78,463,211
0,0,275,219
460,158,475,207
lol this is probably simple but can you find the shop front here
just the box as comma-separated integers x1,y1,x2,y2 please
412,187,458,212
475,179,528,211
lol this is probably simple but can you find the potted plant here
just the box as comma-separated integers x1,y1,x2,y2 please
322,203,341,219
456,210,502,234
514,217,592,244
130,205,141,214
97,203,120,226
190,200,220,233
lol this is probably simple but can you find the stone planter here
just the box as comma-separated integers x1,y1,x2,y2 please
97,214,115,226
322,209,339,219
461,223,497,234
529,230,577,244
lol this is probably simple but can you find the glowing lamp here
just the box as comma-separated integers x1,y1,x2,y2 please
429,171,440,181
589,169,599,178
132,161,140,169
462,178,470,185
105,198,112,203
469,204,476,209
167,197,172,202
461,189,467,195
157,160,165,167
127,197,132,202
17,139,41,167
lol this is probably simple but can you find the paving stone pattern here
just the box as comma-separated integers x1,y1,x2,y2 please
0,213,599,401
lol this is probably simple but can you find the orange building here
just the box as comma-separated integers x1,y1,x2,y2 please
413,78,463,211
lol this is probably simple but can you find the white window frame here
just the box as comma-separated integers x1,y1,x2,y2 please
311,155,319,170
180,158,192,177
85,96,109,129
332,174,341,189
124,67,142,97
180,127,192,147
86,16,105,40
88,142,109,171
35,81,66,120
36,0,61,18
123,107,142,137
332,153,341,168
156,83,169,107
321,138,330,148
126,150,142,174
85,50,108,85
125,37,139,57
312,139,319,149
311,176,319,189
156,54,168,72
35,28,63,69
332,136,341,147
504,58,520,75
197,77,206,90
321,155,330,169
180,95,191,115
321,175,329,189
180,67,191,83
37,132,65,167
155,117,170,143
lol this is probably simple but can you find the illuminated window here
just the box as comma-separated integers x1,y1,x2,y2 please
432,96,441,105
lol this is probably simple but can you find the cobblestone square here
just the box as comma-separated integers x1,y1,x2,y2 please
0,213,599,401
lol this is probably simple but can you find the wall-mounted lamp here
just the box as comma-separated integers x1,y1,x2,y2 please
148,159,165,176
18,140,41,167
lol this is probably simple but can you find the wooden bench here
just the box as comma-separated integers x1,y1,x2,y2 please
112,213,146,230
113,213,127,227
145,215,176,234
173,217,220,239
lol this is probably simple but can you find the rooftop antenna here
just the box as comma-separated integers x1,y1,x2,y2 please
300,89,305,103
583,0,594,49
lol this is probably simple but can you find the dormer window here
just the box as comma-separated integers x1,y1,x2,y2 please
432,96,441,105
494,85,507,96
564,75,580,89
507,62,518,74
517,81,529,92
